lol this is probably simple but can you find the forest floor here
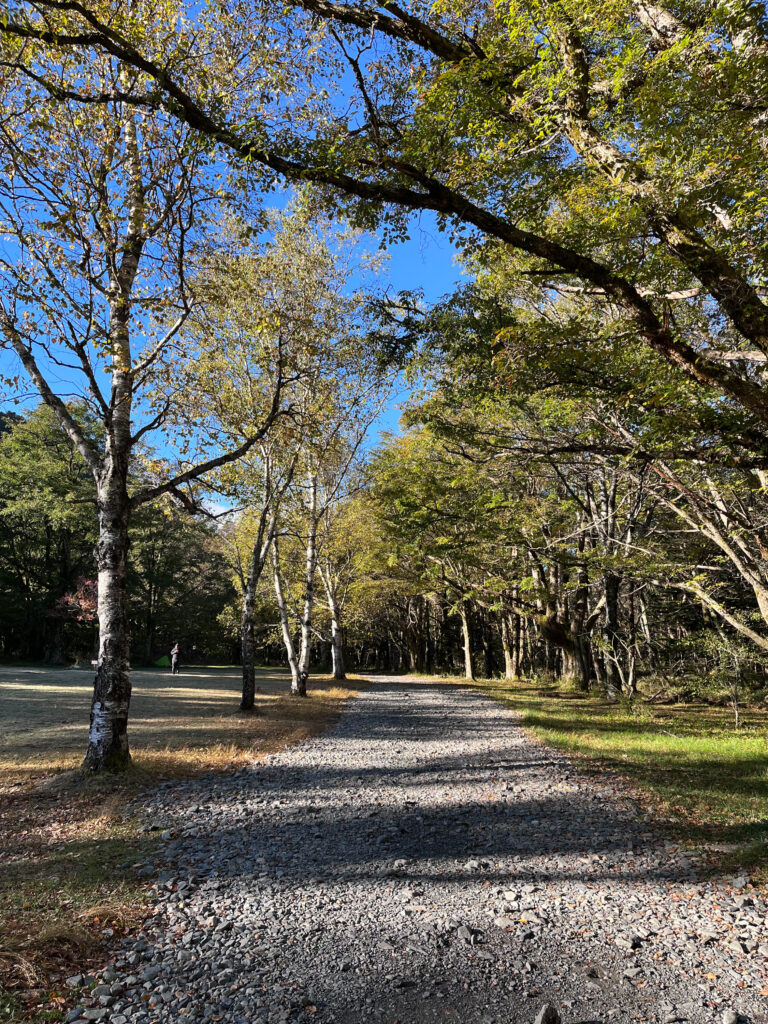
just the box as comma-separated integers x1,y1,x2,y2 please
0,665,359,1023
54,677,766,1024
465,679,768,888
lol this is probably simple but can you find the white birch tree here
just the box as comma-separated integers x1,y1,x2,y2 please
0,53,286,770
273,372,391,694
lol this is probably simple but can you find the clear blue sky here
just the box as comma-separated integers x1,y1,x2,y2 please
369,212,463,440
387,215,461,300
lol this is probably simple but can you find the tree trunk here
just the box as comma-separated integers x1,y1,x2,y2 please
424,598,434,672
142,565,156,665
460,600,474,680
330,620,345,680
143,622,154,665
44,617,66,666
561,645,576,682
272,535,301,694
521,615,531,675
328,592,346,680
240,453,283,708
482,610,493,678
574,637,592,692
603,572,622,699
546,638,557,679
83,471,132,771
240,572,257,710
569,558,592,692
83,96,140,772
240,531,274,710
513,611,522,678
570,632,592,692
296,474,318,696
500,613,515,680
626,583,638,696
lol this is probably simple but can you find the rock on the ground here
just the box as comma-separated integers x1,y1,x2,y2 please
534,1003,561,1024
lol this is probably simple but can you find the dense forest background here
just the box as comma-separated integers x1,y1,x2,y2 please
3,391,766,714
0,408,237,666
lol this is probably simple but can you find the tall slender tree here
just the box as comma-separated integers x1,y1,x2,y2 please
0,54,286,769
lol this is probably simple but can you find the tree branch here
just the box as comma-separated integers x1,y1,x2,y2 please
0,304,102,475
6,1,768,419
289,0,474,61
131,309,192,379
129,378,287,508
672,579,768,653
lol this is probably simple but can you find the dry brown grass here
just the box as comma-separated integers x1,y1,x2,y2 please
0,665,362,1021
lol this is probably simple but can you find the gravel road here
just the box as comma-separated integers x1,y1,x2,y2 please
66,679,767,1024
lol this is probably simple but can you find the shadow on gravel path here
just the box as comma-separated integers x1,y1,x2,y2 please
77,677,767,1024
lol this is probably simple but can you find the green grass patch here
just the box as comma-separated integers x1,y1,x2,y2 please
468,678,768,886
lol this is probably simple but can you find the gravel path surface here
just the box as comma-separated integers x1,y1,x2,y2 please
67,679,767,1024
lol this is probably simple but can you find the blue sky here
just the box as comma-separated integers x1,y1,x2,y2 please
387,215,461,301
368,212,463,440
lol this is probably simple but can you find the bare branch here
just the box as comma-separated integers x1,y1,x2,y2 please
129,377,287,508
131,309,192,379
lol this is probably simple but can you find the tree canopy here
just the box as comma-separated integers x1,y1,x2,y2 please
3,0,768,766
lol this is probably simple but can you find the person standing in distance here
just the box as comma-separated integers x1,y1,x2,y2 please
170,643,181,675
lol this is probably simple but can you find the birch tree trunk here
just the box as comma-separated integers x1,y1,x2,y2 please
329,597,346,680
241,569,258,710
321,569,346,681
83,96,141,771
273,535,301,694
318,557,346,680
240,451,296,707
296,472,319,696
240,516,275,709
460,600,474,680
83,463,132,770
84,266,135,768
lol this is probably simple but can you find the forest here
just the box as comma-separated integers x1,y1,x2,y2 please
2,0,768,767
2,3,768,1023
4,377,768,719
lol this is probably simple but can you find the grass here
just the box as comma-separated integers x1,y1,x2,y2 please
0,665,361,1022
465,677,768,887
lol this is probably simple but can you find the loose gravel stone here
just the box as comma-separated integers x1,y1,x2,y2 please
534,1003,561,1024
87,679,768,1024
